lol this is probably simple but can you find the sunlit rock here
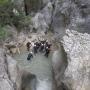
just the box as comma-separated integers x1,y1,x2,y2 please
62,29,90,90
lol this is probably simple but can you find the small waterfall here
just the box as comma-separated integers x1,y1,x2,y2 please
36,79,52,90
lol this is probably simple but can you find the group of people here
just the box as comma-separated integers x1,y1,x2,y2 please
26,39,52,61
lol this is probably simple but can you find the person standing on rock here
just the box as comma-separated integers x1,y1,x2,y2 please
34,41,40,52
44,41,52,57
33,43,38,55
39,39,46,53
26,42,31,51
44,46,51,57
39,43,45,53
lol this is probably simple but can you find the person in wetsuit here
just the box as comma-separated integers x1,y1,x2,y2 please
44,46,50,57
34,41,40,52
33,43,38,55
26,42,31,51
39,39,47,53
27,52,33,60
44,41,52,57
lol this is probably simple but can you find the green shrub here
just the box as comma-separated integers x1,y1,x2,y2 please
0,0,9,5
0,26,11,40
13,15,32,31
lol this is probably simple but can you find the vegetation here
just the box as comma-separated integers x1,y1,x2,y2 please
24,0,43,15
0,0,33,32
0,0,13,26
0,0,43,41
0,26,9,40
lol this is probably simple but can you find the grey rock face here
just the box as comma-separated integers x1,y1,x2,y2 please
32,2,53,32
61,30,90,90
52,46,68,90
52,0,90,35
0,49,21,90
12,0,90,34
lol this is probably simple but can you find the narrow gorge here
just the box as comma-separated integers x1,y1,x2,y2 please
0,0,90,90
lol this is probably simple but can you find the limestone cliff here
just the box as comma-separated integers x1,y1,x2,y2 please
52,30,90,90
62,30,90,90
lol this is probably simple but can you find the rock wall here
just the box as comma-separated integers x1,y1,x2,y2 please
52,44,68,90
12,0,90,35
52,30,90,90
31,0,90,36
52,0,90,35
0,48,21,90
61,30,90,90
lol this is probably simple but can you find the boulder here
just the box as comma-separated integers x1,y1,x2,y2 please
61,29,90,90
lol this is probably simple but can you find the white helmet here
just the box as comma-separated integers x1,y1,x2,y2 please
34,44,36,46
30,52,33,54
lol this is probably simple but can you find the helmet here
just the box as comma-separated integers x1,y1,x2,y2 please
34,44,36,46
30,52,33,54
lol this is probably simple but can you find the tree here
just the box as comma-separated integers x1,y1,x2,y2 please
24,0,43,15
0,0,14,26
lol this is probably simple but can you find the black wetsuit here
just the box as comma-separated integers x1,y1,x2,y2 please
39,43,44,52
44,47,50,57
33,44,38,55
35,42,40,50
27,53,33,60
26,42,31,51
39,40,46,52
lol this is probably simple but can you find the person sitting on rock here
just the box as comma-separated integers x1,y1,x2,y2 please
26,42,31,51
27,52,33,61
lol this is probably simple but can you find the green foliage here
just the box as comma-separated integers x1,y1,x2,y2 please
15,15,32,31
0,0,13,26
0,26,13,40
0,0,9,5
19,15,32,27
0,0,32,32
